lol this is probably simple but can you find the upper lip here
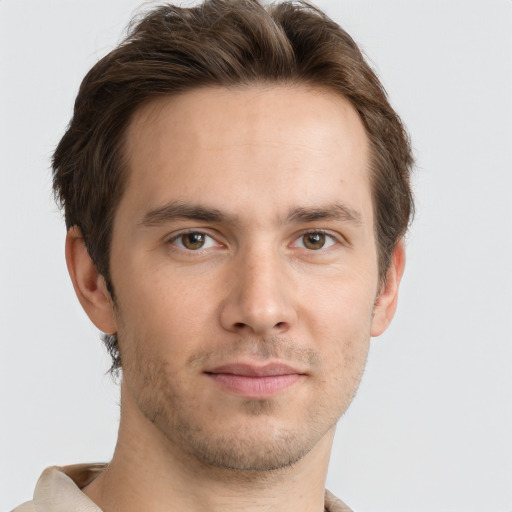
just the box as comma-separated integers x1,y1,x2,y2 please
206,362,304,377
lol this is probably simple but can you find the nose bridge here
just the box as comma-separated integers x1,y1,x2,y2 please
220,240,296,336
244,243,284,306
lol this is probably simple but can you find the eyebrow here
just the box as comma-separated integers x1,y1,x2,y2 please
140,200,362,228
285,202,363,225
140,201,232,227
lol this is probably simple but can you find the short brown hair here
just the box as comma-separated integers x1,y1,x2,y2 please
53,0,414,370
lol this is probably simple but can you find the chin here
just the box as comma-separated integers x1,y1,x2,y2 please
167,420,319,472
149,395,340,474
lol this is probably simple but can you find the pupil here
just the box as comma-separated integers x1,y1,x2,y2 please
305,232,325,249
184,233,205,249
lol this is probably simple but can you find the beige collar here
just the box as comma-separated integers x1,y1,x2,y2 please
33,464,353,512
34,464,105,512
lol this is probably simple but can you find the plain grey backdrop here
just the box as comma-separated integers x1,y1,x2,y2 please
1,1,511,511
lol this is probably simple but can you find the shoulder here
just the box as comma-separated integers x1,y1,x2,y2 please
9,463,107,512
10,501,36,512
325,489,354,512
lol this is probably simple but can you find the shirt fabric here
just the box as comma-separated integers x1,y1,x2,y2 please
12,464,353,512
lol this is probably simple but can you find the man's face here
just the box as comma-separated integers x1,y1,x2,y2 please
109,85,380,472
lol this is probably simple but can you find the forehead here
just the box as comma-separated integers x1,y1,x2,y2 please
120,84,372,226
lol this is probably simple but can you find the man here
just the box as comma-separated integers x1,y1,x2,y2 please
13,0,413,510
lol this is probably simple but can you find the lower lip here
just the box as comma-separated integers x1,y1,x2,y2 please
206,373,302,398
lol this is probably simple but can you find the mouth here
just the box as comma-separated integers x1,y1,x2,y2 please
204,363,305,399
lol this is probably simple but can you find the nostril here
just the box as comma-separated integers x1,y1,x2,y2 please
234,322,246,329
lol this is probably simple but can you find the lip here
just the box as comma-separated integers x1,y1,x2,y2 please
205,363,305,398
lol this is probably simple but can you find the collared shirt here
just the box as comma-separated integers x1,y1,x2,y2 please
12,464,353,512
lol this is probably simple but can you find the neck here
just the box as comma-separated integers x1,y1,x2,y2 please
83,383,335,512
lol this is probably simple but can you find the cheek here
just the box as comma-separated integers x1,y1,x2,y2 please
301,270,377,337
114,263,216,360
314,293,372,408
300,272,375,374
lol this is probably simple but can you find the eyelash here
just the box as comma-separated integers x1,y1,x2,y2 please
166,229,342,255
292,229,338,250
166,230,221,251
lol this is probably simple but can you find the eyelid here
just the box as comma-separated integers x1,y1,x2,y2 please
290,229,343,249
166,228,224,251
164,227,346,252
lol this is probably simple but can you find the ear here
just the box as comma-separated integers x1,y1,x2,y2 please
371,240,406,337
65,226,117,334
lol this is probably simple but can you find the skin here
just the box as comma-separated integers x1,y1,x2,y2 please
66,85,405,512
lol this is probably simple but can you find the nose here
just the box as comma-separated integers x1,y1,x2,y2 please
219,246,297,337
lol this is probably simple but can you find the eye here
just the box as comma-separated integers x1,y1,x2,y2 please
293,231,337,250
170,231,218,251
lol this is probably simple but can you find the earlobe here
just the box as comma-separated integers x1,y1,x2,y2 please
65,226,117,334
370,240,406,337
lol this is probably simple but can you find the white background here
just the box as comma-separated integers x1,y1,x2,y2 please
1,1,511,511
